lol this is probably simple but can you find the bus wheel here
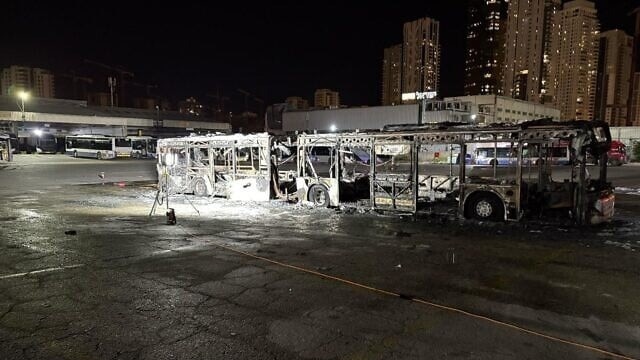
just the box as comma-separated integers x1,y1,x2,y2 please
490,159,497,167
193,178,208,197
96,152,103,160
466,193,504,221
309,185,330,207
73,150,78,158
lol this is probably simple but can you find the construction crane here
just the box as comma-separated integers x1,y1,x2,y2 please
59,72,94,100
237,88,266,132
206,87,230,113
237,88,264,114
83,59,134,77
237,88,251,115
83,59,135,107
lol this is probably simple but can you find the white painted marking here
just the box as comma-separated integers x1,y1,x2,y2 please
0,264,85,280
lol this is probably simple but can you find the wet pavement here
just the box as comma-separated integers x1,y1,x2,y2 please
0,155,639,359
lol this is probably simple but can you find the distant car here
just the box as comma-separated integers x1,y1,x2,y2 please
607,140,628,166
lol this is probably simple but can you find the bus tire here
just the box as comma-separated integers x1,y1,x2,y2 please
96,152,103,160
193,177,208,197
73,150,78,158
309,185,330,207
466,192,504,222
490,159,497,167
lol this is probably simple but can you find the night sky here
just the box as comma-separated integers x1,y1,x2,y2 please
3,1,640,111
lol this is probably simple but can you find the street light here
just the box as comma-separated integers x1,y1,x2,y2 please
17,91,30,120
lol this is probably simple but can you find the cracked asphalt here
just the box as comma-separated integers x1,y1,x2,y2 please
0,155,639,359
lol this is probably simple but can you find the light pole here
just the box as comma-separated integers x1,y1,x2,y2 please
17,91,29,121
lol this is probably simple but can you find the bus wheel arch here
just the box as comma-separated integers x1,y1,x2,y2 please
308,184,330,207
464,191,505,222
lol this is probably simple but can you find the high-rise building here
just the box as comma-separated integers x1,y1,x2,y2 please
179,97,204,116
285,96,309,110
464,0,509,96
1,66,32,96
402,17,440,99
595,30,633,126
631,74,640,126
628,8,640,126
502,0,561,102
1,66,56,98
314,89,340,108
548,0,600,120
32,68,55,98
382,44,403,105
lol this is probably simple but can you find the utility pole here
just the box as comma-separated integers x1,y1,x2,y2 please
237,88,251,114
84,59,134,107
107,76,117,107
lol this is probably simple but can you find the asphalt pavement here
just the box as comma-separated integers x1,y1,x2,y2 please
0,154,639,359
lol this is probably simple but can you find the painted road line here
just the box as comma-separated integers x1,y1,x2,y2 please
0,264,85,280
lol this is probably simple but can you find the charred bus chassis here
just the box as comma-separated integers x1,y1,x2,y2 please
157,120,615,225
157,133,276,202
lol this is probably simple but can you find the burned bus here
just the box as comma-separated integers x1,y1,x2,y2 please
296,120,615,225
157,133,285,202
157,120,615,225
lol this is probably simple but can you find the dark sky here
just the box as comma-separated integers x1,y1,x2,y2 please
3,1,640,111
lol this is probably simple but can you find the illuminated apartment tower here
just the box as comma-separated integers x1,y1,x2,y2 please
1,66,31,95
285,96,309,110
464,0,508,96
595,30,632,126
314,89,340,109
548,0,600,120
382,44,403,105
32,68,56,98
1,66,56,98
402,17,440,99
502,0,561,102
628,8,640,126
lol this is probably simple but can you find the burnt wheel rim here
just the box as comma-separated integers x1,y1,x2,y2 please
475,200,493,218
313,189,327,206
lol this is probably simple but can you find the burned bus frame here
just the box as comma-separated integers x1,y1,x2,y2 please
296,120,615,225
157,133,275,202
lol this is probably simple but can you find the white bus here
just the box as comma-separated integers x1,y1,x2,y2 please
65,135,118,159
127,136,157,159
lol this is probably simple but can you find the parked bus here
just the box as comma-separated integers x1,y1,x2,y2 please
474,141,571,166
0,134,12,161
157,119,615,225
65,135,118,159
114,137,133,158
473,144,516,166
128,136,157,159
34,133,58,154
